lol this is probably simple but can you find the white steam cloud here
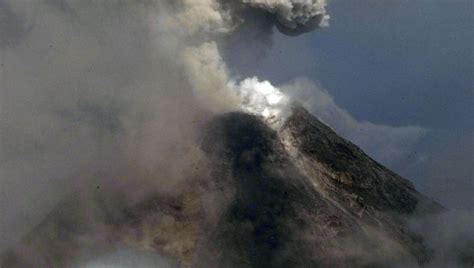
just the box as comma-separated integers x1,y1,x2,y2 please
229,77,290,126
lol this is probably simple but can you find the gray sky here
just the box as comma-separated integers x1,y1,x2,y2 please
225,0,473,210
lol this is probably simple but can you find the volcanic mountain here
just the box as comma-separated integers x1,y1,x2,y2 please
1,105,443,267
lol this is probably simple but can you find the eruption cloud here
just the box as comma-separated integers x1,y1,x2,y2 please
172,0,330,120
0,0,329,259
241,0,329,34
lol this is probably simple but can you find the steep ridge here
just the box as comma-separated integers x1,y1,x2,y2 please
280,105,441,215
198,108,442,267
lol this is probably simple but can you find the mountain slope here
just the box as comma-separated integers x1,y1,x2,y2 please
1,106,442,267
198,106,442,267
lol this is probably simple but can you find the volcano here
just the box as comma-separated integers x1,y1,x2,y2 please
1,105,443,267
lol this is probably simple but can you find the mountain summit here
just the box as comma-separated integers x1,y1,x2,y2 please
198,104,442,267
1,105,443,267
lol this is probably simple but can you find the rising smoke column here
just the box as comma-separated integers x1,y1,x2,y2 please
241,0,329,35
164,0,330,121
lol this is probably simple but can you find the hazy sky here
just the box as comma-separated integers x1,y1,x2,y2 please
226,0,473,210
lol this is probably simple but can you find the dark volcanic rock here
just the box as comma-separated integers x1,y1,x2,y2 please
281,105,442,215
198,108,442,267
201,113,326,267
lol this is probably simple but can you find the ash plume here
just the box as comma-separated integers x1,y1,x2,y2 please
240,0,329,35
0,0,330,260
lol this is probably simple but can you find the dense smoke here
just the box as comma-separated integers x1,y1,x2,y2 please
241,0,329,34
163,0,330,112
0,0,207,252
0,0,329,260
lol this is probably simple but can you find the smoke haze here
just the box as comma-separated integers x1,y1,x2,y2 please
0,0,330,254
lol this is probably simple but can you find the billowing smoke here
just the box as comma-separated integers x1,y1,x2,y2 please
0,0,330,262
162,0,330,114
171,0,330,120
240,0,329,35
0,0,211,253
229,77,290,126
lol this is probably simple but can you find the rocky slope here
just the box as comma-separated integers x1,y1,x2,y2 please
1,105,443,267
